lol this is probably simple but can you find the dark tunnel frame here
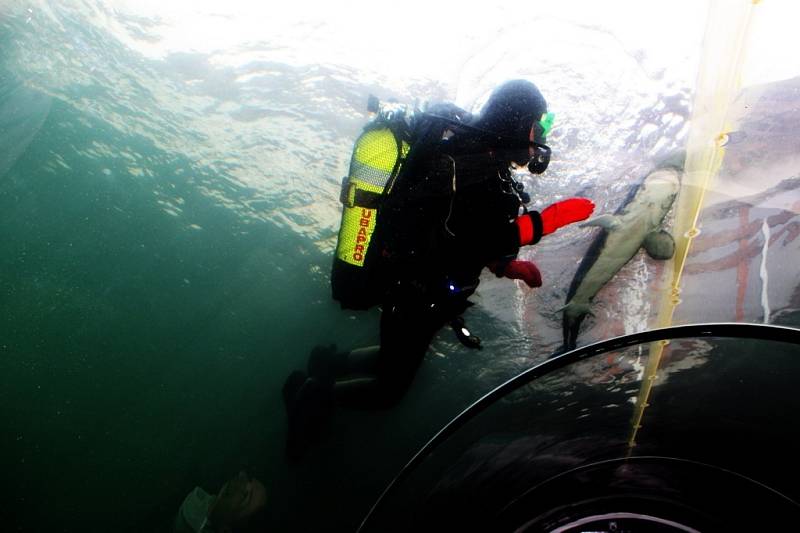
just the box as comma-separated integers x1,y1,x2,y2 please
358,322,800,531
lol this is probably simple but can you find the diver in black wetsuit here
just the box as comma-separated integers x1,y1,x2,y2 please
282,80,595,460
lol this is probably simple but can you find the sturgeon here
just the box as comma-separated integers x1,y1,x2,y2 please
561,165,682,351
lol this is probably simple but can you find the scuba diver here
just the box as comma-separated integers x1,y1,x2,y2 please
282,79,595,460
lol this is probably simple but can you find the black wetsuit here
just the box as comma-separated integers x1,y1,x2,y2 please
333,118,526,408
287,81,549,460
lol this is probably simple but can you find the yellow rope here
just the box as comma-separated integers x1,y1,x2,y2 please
626,0,758,453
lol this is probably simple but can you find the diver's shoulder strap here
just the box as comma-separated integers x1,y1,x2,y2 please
386,108,466,198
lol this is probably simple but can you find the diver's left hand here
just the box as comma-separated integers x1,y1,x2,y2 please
540,198,595,235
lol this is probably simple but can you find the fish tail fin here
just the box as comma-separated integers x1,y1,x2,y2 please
561,301,593,351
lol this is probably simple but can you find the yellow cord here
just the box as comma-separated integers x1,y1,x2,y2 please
626,0,758,454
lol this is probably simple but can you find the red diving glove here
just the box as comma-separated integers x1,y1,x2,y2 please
515,198,595,245
502,260,542,288
488,260,543,288
540,198,595,235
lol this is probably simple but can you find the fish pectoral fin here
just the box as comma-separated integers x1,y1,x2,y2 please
580,214,620,230
643,229,675,260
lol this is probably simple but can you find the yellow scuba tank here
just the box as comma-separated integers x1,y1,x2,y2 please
335,127,406,266
331,100,411,309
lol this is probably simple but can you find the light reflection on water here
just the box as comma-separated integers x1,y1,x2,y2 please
4,0,698,241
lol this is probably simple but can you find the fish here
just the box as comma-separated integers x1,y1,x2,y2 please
561,165,682,351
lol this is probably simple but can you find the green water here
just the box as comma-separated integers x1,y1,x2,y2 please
0,49,501,533
1,89,295,526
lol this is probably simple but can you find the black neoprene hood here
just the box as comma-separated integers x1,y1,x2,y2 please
474,79,549,147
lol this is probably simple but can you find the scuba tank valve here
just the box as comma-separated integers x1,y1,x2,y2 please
367,94,417,133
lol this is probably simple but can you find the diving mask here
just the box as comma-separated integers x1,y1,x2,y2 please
527,112,554,174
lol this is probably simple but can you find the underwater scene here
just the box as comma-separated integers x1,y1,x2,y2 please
2,1,799,531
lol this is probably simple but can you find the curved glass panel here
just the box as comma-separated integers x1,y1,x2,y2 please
361,325,800,532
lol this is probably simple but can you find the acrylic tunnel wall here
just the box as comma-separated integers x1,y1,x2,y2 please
360,4,800,531
657,1,800,331
358,324,800,532
565,1,800,352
